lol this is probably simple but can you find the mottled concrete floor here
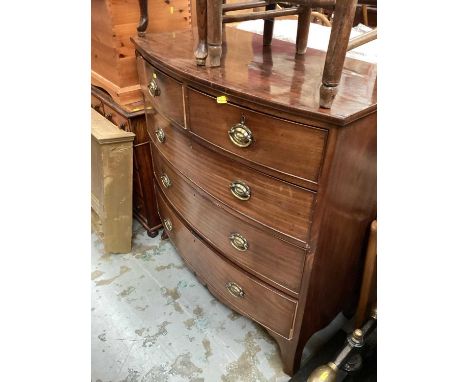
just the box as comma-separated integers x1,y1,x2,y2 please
92,220,292,382
91,220,349,382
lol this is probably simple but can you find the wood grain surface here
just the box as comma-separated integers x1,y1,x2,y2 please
92,86,162,237
156,189,298,339
147,109,316,244
153,147,307,296
187,87,327,186
91,0,191,105
137,58,186,128
133,28,377,375
131,27,377,125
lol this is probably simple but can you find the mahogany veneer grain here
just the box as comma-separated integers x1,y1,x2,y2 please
156,188,299,339
132,27,376,125
153,147,306,296
187,87,327,186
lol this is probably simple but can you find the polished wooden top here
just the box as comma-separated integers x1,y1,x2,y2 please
132,27,377,125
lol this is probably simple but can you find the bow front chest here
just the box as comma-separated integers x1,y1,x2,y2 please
132,27,376,375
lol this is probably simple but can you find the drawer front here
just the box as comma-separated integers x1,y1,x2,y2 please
149,115,315,243
157,190,298,339
187,88,327,185
153,149,305,295
146,110,174,149
101,104,130,131
137,56,185,128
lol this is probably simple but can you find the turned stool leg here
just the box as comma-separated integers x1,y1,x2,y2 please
137,0,149,37
207,0,222,67
319,0,358,108
195,0,208,65
263,3,276,46
296,6,311,54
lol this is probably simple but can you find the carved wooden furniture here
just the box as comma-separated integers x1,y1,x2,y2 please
91,110,135,253
132,27,376,375
91,0,191,106
190,0,376,108
92,86,162,237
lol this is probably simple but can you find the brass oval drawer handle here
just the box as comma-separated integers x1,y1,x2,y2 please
229,233,248,252
163,218,173,232
156,128,166,143
228,116,252,148
148,79,161,97
226,281,245,298
160,173,172,189
230,180,251,201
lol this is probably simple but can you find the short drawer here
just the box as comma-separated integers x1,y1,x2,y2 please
187,88,327,186
157,190,298,339
153,150,306,296
146,110,173,150
137,56,185,128
149,119,315,244
101,104,129,131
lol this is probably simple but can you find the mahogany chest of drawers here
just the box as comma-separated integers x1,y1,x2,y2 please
92,86,162,237
132,27,377,375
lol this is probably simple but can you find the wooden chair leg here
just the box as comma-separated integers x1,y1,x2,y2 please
296,6,311,54
207,0,222,67
195,0,208,65
263,3,276,46
362,4,368,26
137,0,148,37
319,0,358,108
354,220,377,328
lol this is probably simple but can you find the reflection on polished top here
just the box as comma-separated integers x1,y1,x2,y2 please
132,27,377,125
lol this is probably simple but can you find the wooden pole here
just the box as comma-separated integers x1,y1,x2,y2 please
195,0,208,65
222,8,300,23
223,1,268,12
137,0,148,36
355,220,377,329
319,0,358,108
207,0,223,67
296,6,312,54
263,3,277,46
347,28,377,51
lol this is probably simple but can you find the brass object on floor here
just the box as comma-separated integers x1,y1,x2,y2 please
307,312,377,381
307,362,338,382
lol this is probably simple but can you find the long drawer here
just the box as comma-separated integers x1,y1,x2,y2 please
137,56,185,128
153,148,306,296
156,189,298,339
148,112,316,244
187,87,327,186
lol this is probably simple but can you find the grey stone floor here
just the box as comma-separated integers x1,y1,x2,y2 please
91,220,292,382
91,220,348,382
